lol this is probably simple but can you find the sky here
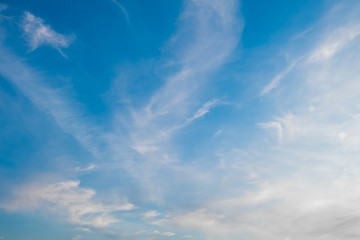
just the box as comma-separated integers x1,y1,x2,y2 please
1,0,360,239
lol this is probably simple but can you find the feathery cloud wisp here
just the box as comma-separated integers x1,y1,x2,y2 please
0,45,101,157
0,180,134,228
22,12,74,55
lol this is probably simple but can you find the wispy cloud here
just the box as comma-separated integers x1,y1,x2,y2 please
0,45,101,157
74,164,96,172
110,0,242,204
169,209,227,233
258,120,284,141
240,3,360,239
111,0,130,22
5,0,360,239
165,173,360,239
126,0,241,159
22,12,74,56
137,2,360,239
143,210,160,218
183,99,221,126
0,180,134,228
308,24,360,62
75,227,91,232
260,62,295,96
154,230,175,236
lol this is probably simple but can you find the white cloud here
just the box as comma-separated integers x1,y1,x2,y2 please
258,120,283,141
143,0,240,118
259,23,360,149
144,210,160,218
242,178,360,239
75,227,91,232
22,12,74,55
259,113,307,143
154,230,175,236
261,62,295,95
162,172,360,239
308,25,360,62
132,145,159,154
74,164,96,172
183,99,220,126
0,180,134,228
170,209,226,233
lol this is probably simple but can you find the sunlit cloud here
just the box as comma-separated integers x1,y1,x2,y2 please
0,180,134,228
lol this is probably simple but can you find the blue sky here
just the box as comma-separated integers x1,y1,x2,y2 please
1,0,360,239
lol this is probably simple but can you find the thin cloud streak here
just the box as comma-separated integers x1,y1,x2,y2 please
0,45,100,157
184,99,220,126
111,0,130,23
260,62,295,96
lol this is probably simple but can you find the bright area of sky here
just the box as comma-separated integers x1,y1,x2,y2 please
1,0,360,239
